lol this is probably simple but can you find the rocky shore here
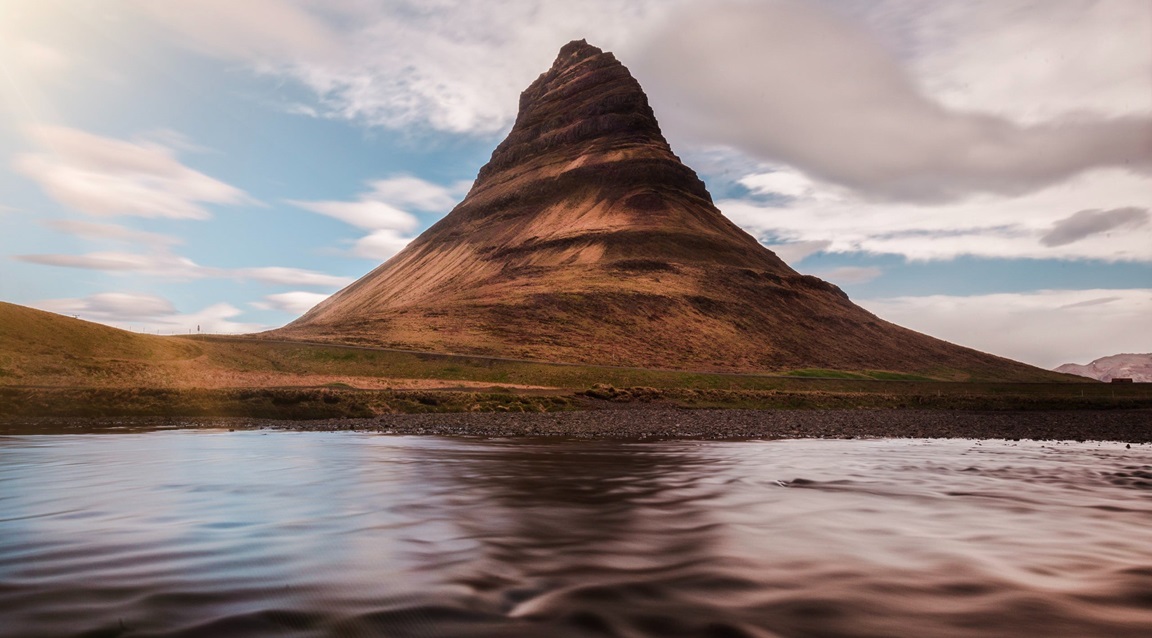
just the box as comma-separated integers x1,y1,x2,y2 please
5,408,1150,442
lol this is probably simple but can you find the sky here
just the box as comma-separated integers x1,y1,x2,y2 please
0,0,1149,370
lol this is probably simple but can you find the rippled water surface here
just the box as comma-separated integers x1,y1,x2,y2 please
2,431,1151,637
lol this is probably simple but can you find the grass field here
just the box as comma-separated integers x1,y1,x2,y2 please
6,301,1148,420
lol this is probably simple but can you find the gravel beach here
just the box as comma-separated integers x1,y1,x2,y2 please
5,408,1151,442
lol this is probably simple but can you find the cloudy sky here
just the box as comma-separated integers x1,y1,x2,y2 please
1,0,1149,369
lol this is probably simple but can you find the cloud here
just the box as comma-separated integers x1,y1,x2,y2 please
351,230,415,261
130,0,672,134
251,291,330,315
128,0,345,65
740,171,816,199
0,37,70,74
1041,207,1149,247
858,288,1152,369
292,175,466,261
36,292,177,319
33,293,265,334
234,267,352,288
762,240,831,266
14,125,252,219
1057,296,1122,310
43,220,182,247
366,176,469,211
14,250,214,279
635,0,1152,202
290,176,463,229
122,0,1152,176
14,250,351,288
289,199,417,232
902,0,1152,123
721,168,1152,262
813,266,883,285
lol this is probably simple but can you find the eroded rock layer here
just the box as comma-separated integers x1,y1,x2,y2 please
272,40,1055,380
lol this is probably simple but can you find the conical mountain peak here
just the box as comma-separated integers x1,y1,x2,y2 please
472,39,690,200
554,38,603,66
272,41,1050,380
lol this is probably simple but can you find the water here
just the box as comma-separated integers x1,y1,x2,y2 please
1,431,1151,637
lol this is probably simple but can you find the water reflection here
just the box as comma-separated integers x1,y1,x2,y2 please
1,433,1151,637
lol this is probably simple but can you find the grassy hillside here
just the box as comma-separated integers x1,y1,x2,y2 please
2,301,1081,389
0,302,204,385
9,300,1145,420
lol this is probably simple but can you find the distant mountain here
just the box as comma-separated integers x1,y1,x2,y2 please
1055,354,1152,383
0,301,202,386
270,40,1064,381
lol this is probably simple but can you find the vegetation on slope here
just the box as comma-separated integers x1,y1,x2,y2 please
6,301,1140,421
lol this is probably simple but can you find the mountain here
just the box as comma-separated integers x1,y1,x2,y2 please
271,40,1061,381
1055,354,1152,382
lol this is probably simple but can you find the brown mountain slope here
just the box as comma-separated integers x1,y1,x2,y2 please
272,40,1059,381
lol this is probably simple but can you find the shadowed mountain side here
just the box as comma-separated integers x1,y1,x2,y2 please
270,40,1058,381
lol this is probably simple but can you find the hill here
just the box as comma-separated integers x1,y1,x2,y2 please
271,40,1058,382
1056,354,1152,382
7,302,1140,421
0,301,203,385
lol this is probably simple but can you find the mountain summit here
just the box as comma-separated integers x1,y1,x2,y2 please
273,40,1050,379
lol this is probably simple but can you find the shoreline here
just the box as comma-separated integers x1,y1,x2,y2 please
4,408,1150,442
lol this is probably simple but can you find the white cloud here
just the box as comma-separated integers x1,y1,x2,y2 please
858,288,1152,369
128,0,344,66
812,266,883,285
901,0,1152,123
292,175,466,261
351,229,414,261
36,292,177,319
366,176,469,211
289,199,417,232
34,293,265,334
130,0,674,134
251,291,329,315
14,250,351,288
234,267,352,288
721,168,1152,262
291,176,463,229
14,125,253,219
14,250,215,279
762,240,831,266
1,37,70,74
169,303,267,335
635,0,1151,202
740,171,816,199
43,220,182,247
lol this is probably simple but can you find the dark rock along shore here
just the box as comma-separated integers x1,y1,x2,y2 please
6,409,1151,443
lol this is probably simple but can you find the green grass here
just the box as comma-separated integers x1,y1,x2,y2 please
784,369,935,381
2,383,1150,421
784,369,870,379
0,386,581,420
7,301,1139,420
196,339,1101,398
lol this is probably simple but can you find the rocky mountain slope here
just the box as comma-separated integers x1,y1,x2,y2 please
1055,354,1152,382
271,40,1063,381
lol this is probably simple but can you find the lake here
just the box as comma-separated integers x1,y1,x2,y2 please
2,430,1150,637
